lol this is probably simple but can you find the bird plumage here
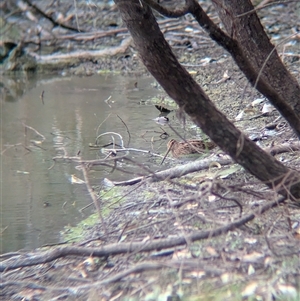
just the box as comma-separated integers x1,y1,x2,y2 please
167,139,216,158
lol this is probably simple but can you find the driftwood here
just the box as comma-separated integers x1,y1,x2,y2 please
28,37,132,64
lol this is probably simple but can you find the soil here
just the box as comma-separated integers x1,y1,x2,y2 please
1,1,300,300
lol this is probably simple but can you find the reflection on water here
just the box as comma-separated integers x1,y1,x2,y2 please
0,74,170,253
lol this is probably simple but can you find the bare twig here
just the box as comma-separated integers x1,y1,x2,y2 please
253,32,300,91
237,0,297,17
73,0,80,32
96,113,112,137
22,122,46,142
80,163,107,234
22,0,81,32
95,132,125,148
117,115,131,147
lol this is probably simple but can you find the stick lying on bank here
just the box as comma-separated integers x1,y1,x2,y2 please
109,142,300,186
28,37,132,63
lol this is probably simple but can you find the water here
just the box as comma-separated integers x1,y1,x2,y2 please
0,74,171,253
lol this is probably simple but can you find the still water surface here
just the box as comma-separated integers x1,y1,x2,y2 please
1,74,170,253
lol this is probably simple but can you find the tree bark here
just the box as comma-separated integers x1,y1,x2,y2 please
211,0,300,137
114,0,300,202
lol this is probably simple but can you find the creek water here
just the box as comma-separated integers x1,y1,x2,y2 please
1,74,179,253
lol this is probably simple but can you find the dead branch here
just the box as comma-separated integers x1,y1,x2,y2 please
22,19,183,44
22,0,81,32
266,142,300,156
110,141,300,186
0,259,224,296
111,156,232,186
28,37,132,64
102,147,165,158
56,28,128,41
0,196,286,272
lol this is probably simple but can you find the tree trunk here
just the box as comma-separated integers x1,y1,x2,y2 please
211,0,300,137
114,0,300,202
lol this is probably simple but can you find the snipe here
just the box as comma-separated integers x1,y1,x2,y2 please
161,139,216,164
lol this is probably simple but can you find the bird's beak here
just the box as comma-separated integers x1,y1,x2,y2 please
160,146,172,165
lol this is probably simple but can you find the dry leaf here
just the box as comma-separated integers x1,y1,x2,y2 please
242,252,264,262
69,174,85,184
206,246,218,257
189,270,206,278
251,98,265,106
242,282,258,297
276,284,297,297
262,103,275,114
248,264,255,275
